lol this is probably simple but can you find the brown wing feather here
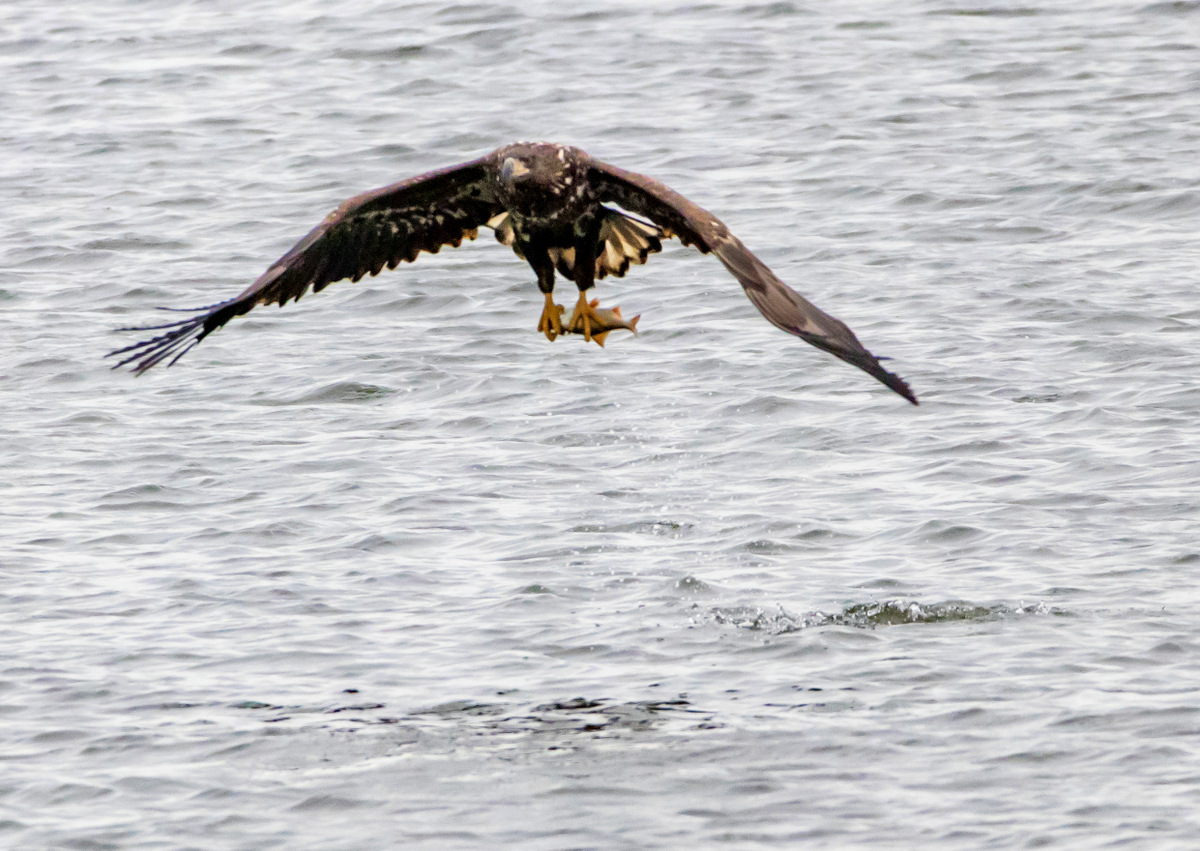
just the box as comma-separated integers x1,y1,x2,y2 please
109,156,502,374
586,158,917,404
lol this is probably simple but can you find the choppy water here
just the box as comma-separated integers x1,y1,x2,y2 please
5,1,1200,847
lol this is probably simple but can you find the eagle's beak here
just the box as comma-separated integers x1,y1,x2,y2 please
500,157,530,184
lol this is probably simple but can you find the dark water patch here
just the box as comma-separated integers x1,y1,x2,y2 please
500,542,637,564
17,355,74,371
535,697,606,711
1051,706,1200,733
838,20,889,29
30,728,88,744
1110,190,1200,220
217,42,292,58
244,520,310,539
80,733,153,755
836,600,996,626
392,696,705,739
914,521,988,545
82,235,189,252
730,538,801,555
563,7,623,22
261,695,716,768
346,532,428,552
325,702,386,715
713,600,1055,634
925,438,1006,456
332,44,431,61
290,793,376,812
383,77,460,97
990,749,1074,764
95,483,193,512
674,575,715,595
9,246,109,270
522,697,695,734
125,701,204,714
541,428,632,448
571,519,695,537
411,700,506,718
231,701,282,711
1143,0,1200,12
37,782,114,805
547,643,614,659
965,63,1050,84
360,142,419,159
520,584,555,594
744,2,811,17
48,411,119,426
927,6,1041,16
250,381,397,405
855,577,912,591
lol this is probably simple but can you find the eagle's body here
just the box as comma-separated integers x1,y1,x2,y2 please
111,142,917,404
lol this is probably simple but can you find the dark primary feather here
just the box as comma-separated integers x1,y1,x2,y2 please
586,159,918,404
108,157,501,374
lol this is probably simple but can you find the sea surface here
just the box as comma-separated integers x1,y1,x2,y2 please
4,1,1200,847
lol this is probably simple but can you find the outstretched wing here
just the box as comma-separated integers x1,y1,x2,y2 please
586,158,918,405
109,155,503,374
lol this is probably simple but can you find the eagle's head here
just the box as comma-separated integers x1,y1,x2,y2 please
495,142,583,211
499,155,532,185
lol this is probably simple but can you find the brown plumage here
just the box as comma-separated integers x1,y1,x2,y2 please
109,141,917,404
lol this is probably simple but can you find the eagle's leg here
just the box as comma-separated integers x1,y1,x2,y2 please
531,250,563,341
566,223,608,344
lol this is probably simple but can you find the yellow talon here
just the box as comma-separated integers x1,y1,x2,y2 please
568,291,597,342
537,292,564,341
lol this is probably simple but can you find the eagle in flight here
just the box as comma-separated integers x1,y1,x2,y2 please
110,142,917,404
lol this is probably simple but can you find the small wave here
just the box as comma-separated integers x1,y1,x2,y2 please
711,599,1056,633
252,381,396,405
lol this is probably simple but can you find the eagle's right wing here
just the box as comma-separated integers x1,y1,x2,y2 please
109,155,503,374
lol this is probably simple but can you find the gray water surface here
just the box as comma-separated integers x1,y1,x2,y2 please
5,1,1200,847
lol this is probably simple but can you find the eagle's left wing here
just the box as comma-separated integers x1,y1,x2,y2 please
586,157,918,405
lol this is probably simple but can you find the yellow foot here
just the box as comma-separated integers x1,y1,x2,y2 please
568,291,605,343
537,292,564,341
